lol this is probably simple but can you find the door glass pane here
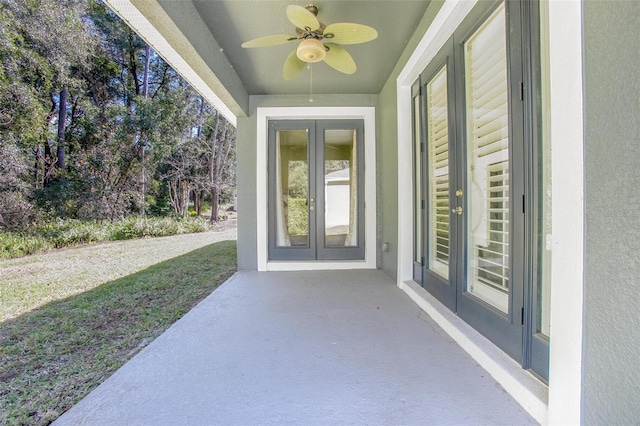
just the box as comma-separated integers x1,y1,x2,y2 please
275,129,309,247
427,66,450,279
323,129,357,247
464,3,510,313
538,1,551,337
414,95,422,264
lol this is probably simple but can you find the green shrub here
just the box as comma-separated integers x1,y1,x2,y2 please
29,219,111,248
179,217,212,234
287,198,308,236
0,232,53,259
1,216,217,259
111,217,177,240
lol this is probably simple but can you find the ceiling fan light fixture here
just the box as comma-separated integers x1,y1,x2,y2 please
242,3,378,79
297,38,326,63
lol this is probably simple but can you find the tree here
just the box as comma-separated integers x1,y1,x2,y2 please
163,141,200,217
0,0,236,226
204,109,236,222
160,98,236,222
15,0,95,177
0,0,103,227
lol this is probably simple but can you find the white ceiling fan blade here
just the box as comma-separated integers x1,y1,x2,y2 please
242,34,296,48
323,23,378,45
286,5,320,31
283,49,306,80
323,43,356,74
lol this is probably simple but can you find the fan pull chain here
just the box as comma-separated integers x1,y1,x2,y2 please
308,63,314,103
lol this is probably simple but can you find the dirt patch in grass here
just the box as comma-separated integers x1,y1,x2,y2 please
0,238,237,425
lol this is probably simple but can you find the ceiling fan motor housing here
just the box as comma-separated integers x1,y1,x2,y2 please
305,4,319,16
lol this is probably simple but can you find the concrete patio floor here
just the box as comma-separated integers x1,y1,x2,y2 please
55,270,537,425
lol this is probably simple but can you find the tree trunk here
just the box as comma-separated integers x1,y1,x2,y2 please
197,96,205,138
129,33,141,96
56,87,68,170
181,183,190,218
168,182,177,215
139,45,151,216
168,180,191,218
140,164,145,216
210,186,220,222
42,93,57,186
209,122,233,224
208,111,221,223
142,45,151,98
33,146,41,188
194,190,204,216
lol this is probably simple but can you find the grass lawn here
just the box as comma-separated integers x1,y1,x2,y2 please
0,230,237,425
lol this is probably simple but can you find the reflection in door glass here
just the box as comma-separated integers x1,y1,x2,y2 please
464,4,510,313
275,130,309,247
324,129,357,247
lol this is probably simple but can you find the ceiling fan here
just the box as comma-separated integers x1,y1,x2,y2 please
241,4,378,80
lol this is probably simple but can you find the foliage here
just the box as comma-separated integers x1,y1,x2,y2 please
287,161,308,199
0,0,236,229
0,232,53,259
0,144,37,229
0,216,215,259
0,239,237,425
287,198,309,236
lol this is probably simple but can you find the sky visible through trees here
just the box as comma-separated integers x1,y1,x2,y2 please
0,0,236,228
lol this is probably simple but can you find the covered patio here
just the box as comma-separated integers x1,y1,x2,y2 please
55,270,535,425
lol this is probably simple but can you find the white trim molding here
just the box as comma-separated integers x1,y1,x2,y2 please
395,0,585,424
256,107,377,272
546,1,584,423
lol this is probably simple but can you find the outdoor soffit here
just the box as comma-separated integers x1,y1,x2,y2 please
159,0,431,97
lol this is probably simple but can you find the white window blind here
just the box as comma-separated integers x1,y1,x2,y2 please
427,66,450,279
464,3,510,313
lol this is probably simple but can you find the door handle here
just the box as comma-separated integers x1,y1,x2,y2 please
452,206,463,215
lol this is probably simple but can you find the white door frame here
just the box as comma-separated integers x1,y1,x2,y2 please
256,107,377,271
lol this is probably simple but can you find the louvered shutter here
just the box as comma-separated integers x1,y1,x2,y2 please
464,3,510,313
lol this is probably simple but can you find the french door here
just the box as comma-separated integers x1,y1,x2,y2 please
268,119,365,261
413,0,549,379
